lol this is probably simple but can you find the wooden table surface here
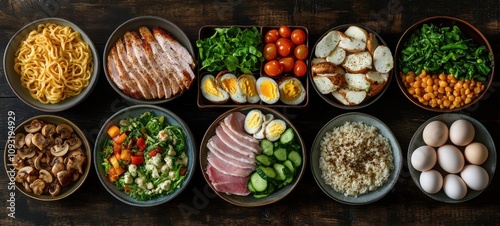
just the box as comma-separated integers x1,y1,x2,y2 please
1,0,499,225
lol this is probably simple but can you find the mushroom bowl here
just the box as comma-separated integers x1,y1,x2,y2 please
4,115,91,201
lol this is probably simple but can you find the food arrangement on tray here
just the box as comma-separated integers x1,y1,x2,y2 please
197,25,309,109
4,15,497,206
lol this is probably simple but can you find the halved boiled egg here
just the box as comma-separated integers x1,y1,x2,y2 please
201,74,229,104
244,109,264,134
253,114,274,139
256,77,280,104
279,77,306,105
238,74,260,103
217,72,246,104
265,119,287,141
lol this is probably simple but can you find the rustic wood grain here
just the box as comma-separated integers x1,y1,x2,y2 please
1,0,500,225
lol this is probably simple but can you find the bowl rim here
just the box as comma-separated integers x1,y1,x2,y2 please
199,105,307,207
310,112,403,205
3,115,92,201
394,16,495,112
102,15,195,105
92,104,197,207
407,113,497,203
308,24,394,110
3,17,100,112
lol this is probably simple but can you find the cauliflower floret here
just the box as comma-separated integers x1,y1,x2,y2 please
128,164,138,177
150,154,163,167
159,180,172,191
158,130,168,142
146,182,154,190
167,145,176,156
135,177,146,189
164,156,173,168
161,164,170,173
145,163,154,171
151,167,160,179
176,152,188,166
168,171,175,179
124,173,133,184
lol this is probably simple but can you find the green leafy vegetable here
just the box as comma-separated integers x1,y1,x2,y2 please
399,23,492,81
196,26,264,75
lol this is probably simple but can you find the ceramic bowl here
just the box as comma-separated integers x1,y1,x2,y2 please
407,113,496,203
309,24,393,110
4,115,91,201
103,16,195,104
93,105,196,206
199,105,306,206
310,112,402,205
3,17,99,112
395,16,495,112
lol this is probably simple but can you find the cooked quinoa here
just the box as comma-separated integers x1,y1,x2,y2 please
319,121,394,197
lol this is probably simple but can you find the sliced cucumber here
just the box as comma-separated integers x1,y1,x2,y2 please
279,127,295,144
260,139,274,156
288,151,302,168
253,194,269,199
256,166,276,180
273,163,287,181
283,160,295,176
250,172,268,192
273,147,287,162
247,181,256,193
255,154,275,167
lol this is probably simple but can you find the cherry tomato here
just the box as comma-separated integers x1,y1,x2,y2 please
265,29,280,43
279,25,291,38
279,57,295,72
276,38,293,57
294,44,309,60
291,29,306,45
263,43,277,61
294,60,307,77
264,60,283,76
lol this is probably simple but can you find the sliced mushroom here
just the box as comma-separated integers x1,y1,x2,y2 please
13,153,25,170
30,179,46,195
56,124,74,139
50,142,69,157
41,124,56,137
25,133,34,147
57,170,72,186
14,133,26,149
32,133,49,151
24,119,43,133
26,173,39,183
15,166,34,183
39,169,53,183
34,153,44,170
52,162,65,175
71,169,80,181
65,149,86,174
64,134,82,151
18,146,36,159
51,156,64,166
49,183,61,196
23,181,32,192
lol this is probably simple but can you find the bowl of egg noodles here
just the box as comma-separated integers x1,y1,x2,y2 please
4,17,99,112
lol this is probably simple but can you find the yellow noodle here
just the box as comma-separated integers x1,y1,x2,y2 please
14,23,93,104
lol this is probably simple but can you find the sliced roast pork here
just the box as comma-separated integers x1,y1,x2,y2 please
207,140,255,170
207,151,253,177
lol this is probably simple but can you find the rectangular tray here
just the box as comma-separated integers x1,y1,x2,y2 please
196,25,309,110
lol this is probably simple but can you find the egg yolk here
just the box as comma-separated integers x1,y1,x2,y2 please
280,79,302,101
239,77,258,97
246,113,262,129
268,123,285,137
220,77,237,94
203,77,223,97
260,80,278,100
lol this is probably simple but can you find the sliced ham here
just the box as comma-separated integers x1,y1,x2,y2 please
220,122,261,152
215,126,257,156
206,163,250,196
207,151,253,177
224,112,260,144
210,136,255,163
207,139,255,170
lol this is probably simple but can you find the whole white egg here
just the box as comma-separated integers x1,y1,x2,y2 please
419,170,443,194
443,174,467,200
460,165,489,191
422,120,448,147
449,119,475,146
411,145,437,171
437,144,464,174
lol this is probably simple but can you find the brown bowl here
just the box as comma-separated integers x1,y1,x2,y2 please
197,26,309,110
308,24,393,110
199,105,306,206
395,16,495,112
4,115,91,201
